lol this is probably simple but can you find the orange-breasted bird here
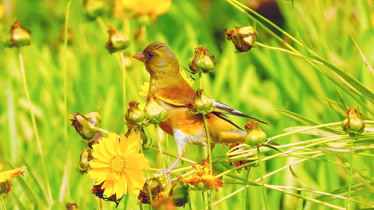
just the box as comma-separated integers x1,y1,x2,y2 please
133,42,265,171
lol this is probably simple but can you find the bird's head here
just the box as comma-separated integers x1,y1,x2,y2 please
133,42,180,75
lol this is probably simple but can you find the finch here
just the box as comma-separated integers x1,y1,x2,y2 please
133,42,265,171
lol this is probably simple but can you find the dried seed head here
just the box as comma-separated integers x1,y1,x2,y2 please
342,107,365,136
244,121,266,146
5,20,31,48
188,46,216,74
106,25,130,53
70,112,101,140
191,89,214,115
144,98,169,124
225,25,257,52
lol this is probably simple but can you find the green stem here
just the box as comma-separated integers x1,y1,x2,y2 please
18,49,53,206
257,146,269,210
346,136,354,209
155,125,168,182
0,196,5,210
243,166,251,209
63,0,71,142
120,52,127,117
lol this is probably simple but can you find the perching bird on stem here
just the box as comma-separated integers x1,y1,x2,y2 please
133,42,266,173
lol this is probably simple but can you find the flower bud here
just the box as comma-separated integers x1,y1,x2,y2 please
342,108,365,135
170,180,189,207
188,46,216,74
0,182,11,194
225,26,257,52
244,121,266,146
66,203,79,210
5,20,31,48
191,89,214,115
144,98,169,124
83,0,107,19
77,148,92,174
125,101,147,125
105,25,130,54
70,112,101,140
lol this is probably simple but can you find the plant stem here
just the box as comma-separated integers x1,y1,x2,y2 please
155,125,168,182
63,0,71,143
18,49,53,206
120,52,127,117
257,146,269,210
346,136,354,209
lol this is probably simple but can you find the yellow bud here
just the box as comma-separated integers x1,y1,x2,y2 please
225,25,257,52
5,20,31,48
191,89,214,115
188,46,216,74
244,121,266,146
77,148,92,174
70,112,101,140
106,25,130,54
342,108,365,136
145,98,169,123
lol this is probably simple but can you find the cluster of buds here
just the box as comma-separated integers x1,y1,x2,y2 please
188,46,216,74
105,25,130,54
4,20,31,48
179,163,223,191
83,0,107,19
138,178,189,208
244,121,267,146
191,89,215,115
69,112,101,142
342,108,365,136
77,148,93,174
225,25,257,52
125,99,169,126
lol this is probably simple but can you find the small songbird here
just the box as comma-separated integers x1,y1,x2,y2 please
133,42,265,171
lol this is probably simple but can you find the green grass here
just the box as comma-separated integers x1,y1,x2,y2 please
1,0,374,209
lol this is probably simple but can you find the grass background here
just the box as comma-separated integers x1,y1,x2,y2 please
1,0,374,209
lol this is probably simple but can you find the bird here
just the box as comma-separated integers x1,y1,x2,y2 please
133,42,265,172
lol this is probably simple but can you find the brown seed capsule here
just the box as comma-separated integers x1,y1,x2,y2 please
342,107,365,136
5,20,31,48
225,26,257,52
188,46,216,74
106,25,130,54
191,89,214,115
70,112,101,140
244,121,266,146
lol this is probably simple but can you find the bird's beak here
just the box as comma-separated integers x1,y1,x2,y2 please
133,51,145,62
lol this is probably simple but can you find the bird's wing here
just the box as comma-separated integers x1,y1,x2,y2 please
154,87,195,107
212,112,243,130
213,100,268,124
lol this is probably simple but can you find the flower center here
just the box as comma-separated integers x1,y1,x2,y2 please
110,155,127,174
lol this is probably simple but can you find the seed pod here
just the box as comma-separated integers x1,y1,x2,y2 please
244,121,266,146
144,98,169,124
125,101,147,125
225,25,257,52
170,180,189,207
106,25,130,53
191,89,214,115
77,148,92,174
342,108,365,135
70,112,101,140
83,0,107,19
188,46,216,74
5,20,31,48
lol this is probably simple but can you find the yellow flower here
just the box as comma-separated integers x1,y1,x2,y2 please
179,163,223,191
0,164,26,194
114,0,171,20
89,132,150,201
139,70,194,98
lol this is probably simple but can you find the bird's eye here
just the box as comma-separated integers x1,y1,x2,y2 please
147,52,154,57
